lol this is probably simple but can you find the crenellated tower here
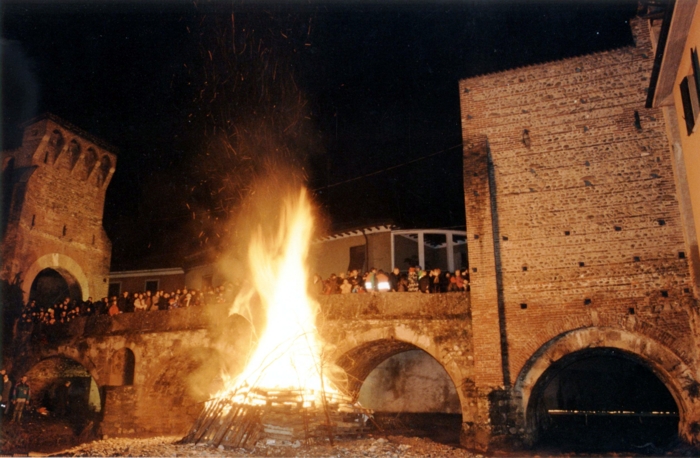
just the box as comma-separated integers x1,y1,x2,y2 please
1,113,117,306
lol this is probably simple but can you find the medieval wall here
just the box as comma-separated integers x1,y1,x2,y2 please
460,17,699,446
1,114,116,302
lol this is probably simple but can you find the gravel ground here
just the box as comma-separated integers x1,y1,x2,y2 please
53,435,481,457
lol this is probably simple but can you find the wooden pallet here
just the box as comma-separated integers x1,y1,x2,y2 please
183,391,372,449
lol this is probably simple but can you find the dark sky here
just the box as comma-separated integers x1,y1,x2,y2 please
1,0,639,269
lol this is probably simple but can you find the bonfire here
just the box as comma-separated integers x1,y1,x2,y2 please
184,188,370,449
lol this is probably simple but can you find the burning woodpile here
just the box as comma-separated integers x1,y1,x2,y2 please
183,187,370,450
184,387,371,449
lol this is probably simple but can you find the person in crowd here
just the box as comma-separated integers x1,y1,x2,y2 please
149,291,160,311
108,297,120,316
364,268,378,292
133,293,147,312
440,270,451,293
323,274,338,295
376,269,390,292
1,372,12,415
144,290,153,310
407,266,419,292
339,278,352,294
418,269,431,293
389,267,401,292
11,375,30,423
454,270,465,291
397,273,408,292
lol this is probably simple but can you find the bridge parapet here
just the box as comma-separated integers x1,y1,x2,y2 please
317,292,470,320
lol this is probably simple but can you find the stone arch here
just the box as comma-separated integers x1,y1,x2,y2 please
23,253,90,303
29,267,82,308
23,354,103,414
331,325,468,416
513,327,700,445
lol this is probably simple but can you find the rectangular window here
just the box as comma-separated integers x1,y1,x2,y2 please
348,245,366,272
202,274,213,290
108,282,121,298
145,280,159,292
680,48,700,136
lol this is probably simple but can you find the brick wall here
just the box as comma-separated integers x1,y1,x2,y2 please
460,16,696,442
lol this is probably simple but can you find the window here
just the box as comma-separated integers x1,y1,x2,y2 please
202,274,213,290
680,48,700,135
145,280,159,292
108,282,121,297
348,245,366,272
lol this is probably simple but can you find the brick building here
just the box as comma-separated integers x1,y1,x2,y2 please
460,14,700,448
1,114,116,307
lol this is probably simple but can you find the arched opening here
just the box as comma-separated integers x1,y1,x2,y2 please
336,339,462,445
80,148,98,180
67,139,81,170
24,356,102,421
527,347,679,453
97,155,111,187
109,348,135,386
46,129,64,164
29,268,82,310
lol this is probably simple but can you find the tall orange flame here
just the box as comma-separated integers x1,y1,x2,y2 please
215,188,335,406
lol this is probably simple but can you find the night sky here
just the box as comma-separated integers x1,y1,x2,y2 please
2,0,639,269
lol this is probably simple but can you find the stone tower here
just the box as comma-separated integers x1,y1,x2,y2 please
460,17,700,447
1,113,116,306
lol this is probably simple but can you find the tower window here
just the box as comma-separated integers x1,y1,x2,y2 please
679,48,700,135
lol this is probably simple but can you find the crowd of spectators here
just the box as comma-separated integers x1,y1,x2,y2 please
313,267,470,295
18,285,237,328
19,267,468,328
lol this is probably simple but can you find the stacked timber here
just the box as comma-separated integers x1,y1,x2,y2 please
183,388,372,449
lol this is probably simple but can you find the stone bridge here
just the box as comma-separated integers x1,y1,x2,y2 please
13,291,700,448
13,293,474,439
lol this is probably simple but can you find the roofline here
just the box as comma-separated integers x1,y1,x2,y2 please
646,0,676,108
22,113,120,154
109,268,185,279
314,226,467,244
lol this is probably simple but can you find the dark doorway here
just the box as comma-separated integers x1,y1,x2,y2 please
528,348,679,453
29,268,81,309
25,356,102,418
338,341,462,446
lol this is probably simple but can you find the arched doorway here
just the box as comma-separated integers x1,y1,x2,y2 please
24,356,102,420
336,339,462,445
527,347,679,452
108,348,135,386
29,267,82,309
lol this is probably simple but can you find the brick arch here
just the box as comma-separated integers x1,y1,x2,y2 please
513,326,700,444
330,324,468,418
23,253,90,303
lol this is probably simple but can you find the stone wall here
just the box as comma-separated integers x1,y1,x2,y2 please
460,17,700,447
